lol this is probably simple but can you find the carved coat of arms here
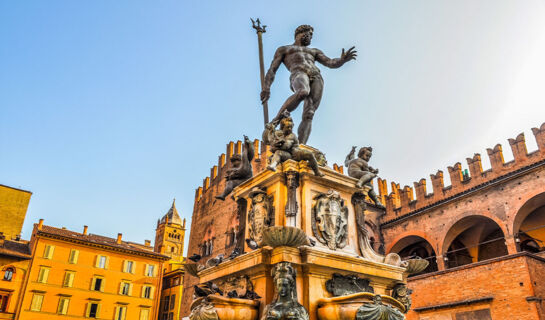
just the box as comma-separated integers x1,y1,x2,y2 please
248,187,272,245
311,190,348,250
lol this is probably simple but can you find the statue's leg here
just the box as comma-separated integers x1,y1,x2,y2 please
267,152,282,171
297,150,324,177
367,188,384,207
271,72,310,123
215,181,235,200
298,76,323,144
356,172,375,188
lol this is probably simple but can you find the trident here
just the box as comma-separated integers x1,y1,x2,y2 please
251,18,269,127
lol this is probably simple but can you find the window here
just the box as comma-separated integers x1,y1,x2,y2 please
95,255,108,269
119,281,132,296
142,285,153,299
168,313,173,320
43,245,55,259
30,294,44,311
162,296,170,311
63,271,75,287
123,260,135,273
114,306,127,320
37,267,50,283
0,293,11,312
169,294,175,310
68,249,79,264
145,264,155,277
139,308,150,320
86,302,100,318
3,268,14,281
91,277,104,292
57,297,70,315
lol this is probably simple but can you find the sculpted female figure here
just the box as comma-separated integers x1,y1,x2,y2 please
262,262,309,320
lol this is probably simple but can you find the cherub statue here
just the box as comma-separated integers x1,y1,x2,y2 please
216,135,254,201
345,146,383,206
262,262,309,320
263,114,323,177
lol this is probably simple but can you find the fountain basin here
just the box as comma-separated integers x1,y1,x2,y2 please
317,292,406,320
190,295,260,320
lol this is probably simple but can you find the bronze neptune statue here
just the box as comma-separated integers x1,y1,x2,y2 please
261,25,357,144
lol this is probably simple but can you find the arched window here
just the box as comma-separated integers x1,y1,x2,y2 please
3,268,14,281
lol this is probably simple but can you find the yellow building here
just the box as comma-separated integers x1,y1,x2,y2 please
0,235,31,319
154,200,186,320
16,220,169,320
0,185,31,241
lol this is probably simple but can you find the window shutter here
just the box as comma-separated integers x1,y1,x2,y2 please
123,260,127,273
140,308,150,320
128,283,133,296
69,249,79,264
63,272,72,287
95,255,100,268
100,278,105,292
114,306,120,320
96,304,102,317
105,256,110,269
144,264,149,276
43,268,49,283
69,273,75,287
85,303,90,317
141,286,145,298
131,261,135,274
48,245,55,259
150,286,155,299
118,282,123,295
63,299,69,314
153,265,157,277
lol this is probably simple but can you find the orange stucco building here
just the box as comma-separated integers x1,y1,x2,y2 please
0,184,187,320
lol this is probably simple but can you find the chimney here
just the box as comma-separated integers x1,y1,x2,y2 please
83,225,88,235
117,233,122,244
145,240,151,247
38,219,44,230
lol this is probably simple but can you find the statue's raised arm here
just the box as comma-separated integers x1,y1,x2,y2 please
315,46,357,69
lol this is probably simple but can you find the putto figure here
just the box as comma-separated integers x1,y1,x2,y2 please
345,146,383,206
261,24,357,144
216,136,254,201
263,115,323,176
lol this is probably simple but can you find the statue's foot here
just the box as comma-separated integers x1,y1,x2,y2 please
215,195,226,201
314,171,325,177
266,165,277,172
374,201,385,208
356,182,364,188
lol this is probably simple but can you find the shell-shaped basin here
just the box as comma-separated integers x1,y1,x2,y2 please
261,226,310,248
404,258,429,274
190,295,260,320
317,293,406,320
209,295,260,320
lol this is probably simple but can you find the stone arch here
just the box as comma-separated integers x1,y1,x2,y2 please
387,234,439,275
512,191,545,253
441,215,508,268
386,230,438,255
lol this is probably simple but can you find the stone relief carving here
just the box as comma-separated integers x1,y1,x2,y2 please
391,283,412,313
355,295,405,320
248,187,272,245
352,192,405,267
311,190,348,250
325,273,374,297
262,262,309,320
285,171,299,220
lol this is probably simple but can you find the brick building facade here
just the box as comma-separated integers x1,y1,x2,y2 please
182,123,545,319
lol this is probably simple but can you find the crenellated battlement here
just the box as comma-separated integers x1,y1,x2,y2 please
193,139,270,204
380,122,545,221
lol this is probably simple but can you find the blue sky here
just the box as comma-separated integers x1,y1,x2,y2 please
2,1,545,254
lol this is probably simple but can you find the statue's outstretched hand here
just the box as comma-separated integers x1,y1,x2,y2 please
260,89,270,104
341,46,357,63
